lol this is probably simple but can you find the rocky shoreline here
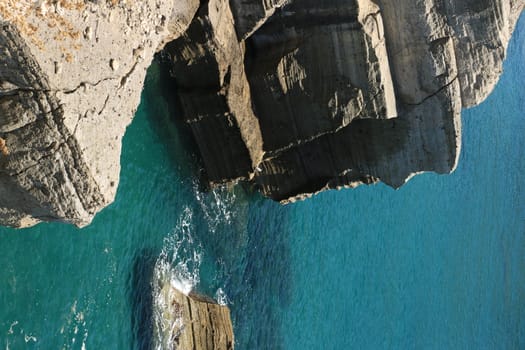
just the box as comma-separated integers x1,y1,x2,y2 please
0,0,524,226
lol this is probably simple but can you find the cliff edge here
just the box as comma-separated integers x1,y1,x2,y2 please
165,0,525,202
0,0,524,227
0,0,198,227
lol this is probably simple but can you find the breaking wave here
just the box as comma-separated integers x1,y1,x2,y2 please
214,288,231,306
151,206,202,350
193,181,238,234
150,184,244,349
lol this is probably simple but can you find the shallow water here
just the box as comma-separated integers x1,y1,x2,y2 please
1,14,524,350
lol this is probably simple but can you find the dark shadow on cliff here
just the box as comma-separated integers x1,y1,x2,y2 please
128,248,156,350
140,56,209,192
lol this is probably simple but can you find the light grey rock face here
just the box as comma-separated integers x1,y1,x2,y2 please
0,0,523,227
0,0,199,227
445,0,525,107
375,0,523,107
0,24,104,227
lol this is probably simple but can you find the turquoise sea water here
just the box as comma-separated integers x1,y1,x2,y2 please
1,14,524,350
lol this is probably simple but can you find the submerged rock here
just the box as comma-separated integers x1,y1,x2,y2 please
0,0,524,226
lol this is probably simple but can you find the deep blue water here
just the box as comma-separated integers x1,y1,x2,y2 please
1,14,524,350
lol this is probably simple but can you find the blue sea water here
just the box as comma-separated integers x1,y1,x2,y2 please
1,14,525,350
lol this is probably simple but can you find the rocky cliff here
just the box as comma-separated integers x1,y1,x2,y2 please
0,0,199,227
166,0,525,202
0,0,524,227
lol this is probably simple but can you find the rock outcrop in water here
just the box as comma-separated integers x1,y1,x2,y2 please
153,283,234,350
0,0,524,226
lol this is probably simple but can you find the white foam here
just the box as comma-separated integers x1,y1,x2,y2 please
7,321,17,335
214,288,230,306
193,181,237,234
23,334,37,343
153,207,202,296
151,206,203,349
58,299,90,350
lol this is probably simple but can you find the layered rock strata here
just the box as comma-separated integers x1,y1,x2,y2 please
154,284,234,350
0,0,524,227
166,0,524,202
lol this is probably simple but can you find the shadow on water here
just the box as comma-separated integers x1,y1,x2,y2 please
141,55,208,190
129,249,157,350
229,197,293,350
126,56,294,349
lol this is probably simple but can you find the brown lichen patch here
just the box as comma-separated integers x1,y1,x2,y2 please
65,52,74,63
59,46,75,63
0,0,84,51
46,11,82,41
56,0,85,11
107,0,121,7
0,1,39,44
0,138,9,156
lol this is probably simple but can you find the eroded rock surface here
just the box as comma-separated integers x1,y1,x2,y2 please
166,0,524,202
153,284,234,350
0,0,199,227
0,0,524,227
